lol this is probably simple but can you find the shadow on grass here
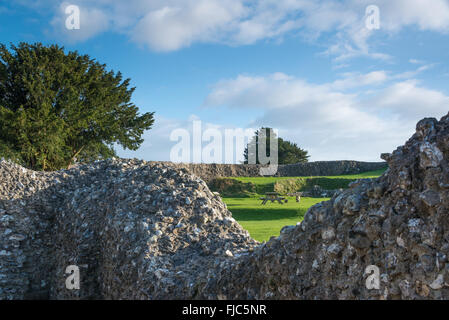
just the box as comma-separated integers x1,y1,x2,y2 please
254,182,275,195
229,207,308,222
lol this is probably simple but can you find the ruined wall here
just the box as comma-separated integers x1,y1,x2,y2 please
1,114,449,300
197,116,449,299
165,161,387,182
0,159,257,299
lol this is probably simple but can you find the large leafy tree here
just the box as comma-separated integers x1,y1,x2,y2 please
243,127,309,165
0,42,154,170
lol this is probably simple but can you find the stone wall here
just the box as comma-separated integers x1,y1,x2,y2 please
164,160,387,182
0,159,257,299
2,113,449,300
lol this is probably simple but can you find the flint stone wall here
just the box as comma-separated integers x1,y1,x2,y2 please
1,113,449,300
0,160,257,299
164,161,386,182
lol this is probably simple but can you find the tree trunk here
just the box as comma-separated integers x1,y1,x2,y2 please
68,146,85,169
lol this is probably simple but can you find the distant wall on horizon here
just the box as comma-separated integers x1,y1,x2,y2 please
157,160,387,182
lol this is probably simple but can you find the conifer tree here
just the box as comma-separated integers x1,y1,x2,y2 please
243,128,309,165
0,42,154,170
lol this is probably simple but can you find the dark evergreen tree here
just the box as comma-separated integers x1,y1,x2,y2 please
0,42,154,170
243,127,309,164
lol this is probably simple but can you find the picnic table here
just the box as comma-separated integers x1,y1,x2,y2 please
260,192,286,205
287,192,302,203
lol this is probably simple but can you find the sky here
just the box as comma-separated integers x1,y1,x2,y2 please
1,0,449,163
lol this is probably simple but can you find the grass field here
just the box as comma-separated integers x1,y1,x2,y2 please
219,168,386,242
224,196,329,242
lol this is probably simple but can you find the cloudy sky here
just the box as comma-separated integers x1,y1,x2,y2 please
2,0,449,162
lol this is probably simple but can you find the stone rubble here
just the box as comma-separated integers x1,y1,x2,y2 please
300,185,341,198
1,113,449,299
0,158,257,299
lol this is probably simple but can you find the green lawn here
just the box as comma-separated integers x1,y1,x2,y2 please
219,168,386,242
223,196,329,242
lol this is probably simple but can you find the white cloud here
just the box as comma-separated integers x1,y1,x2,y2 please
20,0,449,57
394,64,435,80
48,2,110,43
117,68,449,162
116,115,252,164
131,0,247,51
367,80,449,119
320,0,449,60
116,115,180,162
204,72,449,161
330,71,388,90
378,0,449,32
409,58,425,64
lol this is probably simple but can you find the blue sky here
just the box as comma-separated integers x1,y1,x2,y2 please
1,0,449,162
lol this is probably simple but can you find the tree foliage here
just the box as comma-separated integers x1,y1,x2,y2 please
0,42,154,170
243,127,309,165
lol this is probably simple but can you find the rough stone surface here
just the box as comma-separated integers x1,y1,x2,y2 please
300,185,342,198
0,159,256,299
1,114,449,300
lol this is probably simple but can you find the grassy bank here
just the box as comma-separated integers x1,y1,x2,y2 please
210,168,387,197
